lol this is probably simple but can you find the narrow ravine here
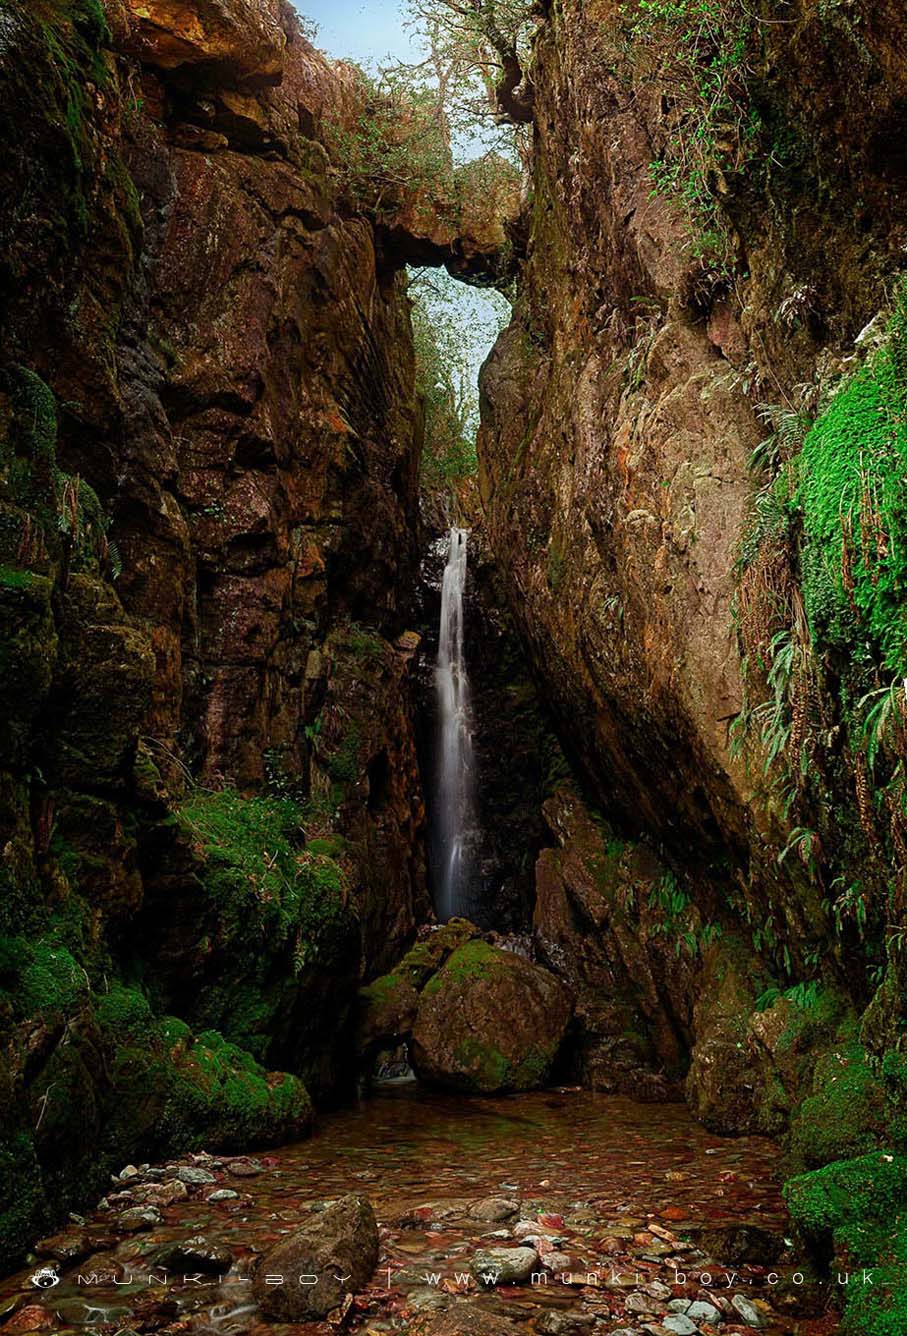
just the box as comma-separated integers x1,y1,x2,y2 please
2,1,906,1335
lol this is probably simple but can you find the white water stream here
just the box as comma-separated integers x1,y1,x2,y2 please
434,526,479,920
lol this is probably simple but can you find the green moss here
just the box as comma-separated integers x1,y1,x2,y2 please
790,1043,887,1169
343,624,387,662
148,1025,312,1152
452,1036,510,1089
95,983,153,1038
0,932,87,1017
0,564,40,590
785,1153,907,1335
421,940,501,996
326,724,363,784
390,920,477,989
840,1221,907,1336
360,971,408,1003
173,788,356,1064
105,1018,313,1160
786,1152,907,1246
177,788,349,963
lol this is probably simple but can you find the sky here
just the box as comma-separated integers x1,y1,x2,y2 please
295,0,416,68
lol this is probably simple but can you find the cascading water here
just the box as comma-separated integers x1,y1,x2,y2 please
434,526,479,921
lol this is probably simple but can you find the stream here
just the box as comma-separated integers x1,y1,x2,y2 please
0,1086,831,1336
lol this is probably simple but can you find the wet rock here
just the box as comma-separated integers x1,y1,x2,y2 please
208,1188,239,1202
537,1312,596,1335
114,1206,162,1233
0,1306,56,1332
163,1235,234,1273
470,1197,520,1222
226,1157,263,1177
252,1193,379,1320
412,943,573,1093
174,1165,217,1186
471,1245,540,1286
33,1232,95,1264
416,1304,522,1336
136,1179,189,1207
669,1300,720,1323
625,1292,660,1316
662,1317,698,1336
542,1250,572,1270
731,1295,763,1328
696,1224,785,1265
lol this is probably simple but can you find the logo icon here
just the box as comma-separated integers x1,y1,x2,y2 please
31,1266,60,1289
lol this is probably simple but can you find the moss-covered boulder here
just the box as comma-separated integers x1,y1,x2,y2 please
785,1153,907,1336
411,941,573,1093
356,918,479,1054
0,973,312,1269
105,1010,313,1158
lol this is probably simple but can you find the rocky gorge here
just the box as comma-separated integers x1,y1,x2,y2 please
1,0,907,1334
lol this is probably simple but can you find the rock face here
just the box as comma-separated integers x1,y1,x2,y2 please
411,941,573,1093
252,1194,379,1321
477,0,907,1134
474,5,907,1327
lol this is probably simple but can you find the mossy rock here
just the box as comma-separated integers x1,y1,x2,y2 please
356,972,420,1053
0,565,56,764
411,942,573,1094
145,789,359,1095
789,1042,888,1170
393,918,479,989
99,987,313,1157
785,1152,907,1335
53,577,155,783
0,1131,48,1272
355,921,480,1057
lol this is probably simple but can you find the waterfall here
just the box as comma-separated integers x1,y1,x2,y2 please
434,526,479,921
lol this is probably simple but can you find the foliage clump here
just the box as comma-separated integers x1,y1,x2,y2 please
620,0,756,269
798,291,907,675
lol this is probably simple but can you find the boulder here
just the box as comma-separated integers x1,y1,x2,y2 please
356,919,480,1058
252,1194,378,1321
411,942,572,1093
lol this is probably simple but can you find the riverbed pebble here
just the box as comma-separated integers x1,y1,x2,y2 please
625,1292,660,1315
662,1316,699,1335
113,1206,161,1232
174,1165,217,1185
164,1234,234,1273
470,1197,519,1222
472,1246,539,1286
731,1295,763,1327
669,1299,720,1323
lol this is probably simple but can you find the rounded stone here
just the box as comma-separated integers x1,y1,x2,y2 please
411,942,573,1093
